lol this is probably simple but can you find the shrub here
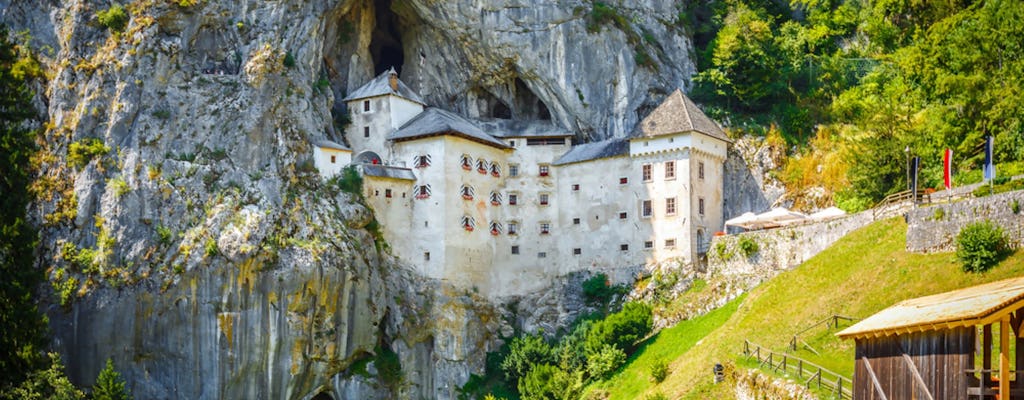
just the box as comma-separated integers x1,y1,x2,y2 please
375,345,402,386
737,236,759,258
501,332,554,385
92,358,130,400
586,302,653,354
714,241,733,261
582,273,613,303
957,221,1009,273
644,393,668,400
1012,199,1020,214
109,176,129,198
330,166,363,196
517,364,581,400
649,359,668,383
283,52,296,68
96,5,128,33
932,207,945,221
204,238,219,257
586,344,626,380
68,138,110,168
156,225,173,245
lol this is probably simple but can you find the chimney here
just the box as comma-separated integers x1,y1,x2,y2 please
388,69,399,91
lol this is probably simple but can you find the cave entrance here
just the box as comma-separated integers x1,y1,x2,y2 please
370,0,405,74
310,392,334,400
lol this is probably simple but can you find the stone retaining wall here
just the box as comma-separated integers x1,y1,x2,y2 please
906,190,1024,253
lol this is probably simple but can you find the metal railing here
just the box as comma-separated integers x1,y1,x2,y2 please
742,340,853,400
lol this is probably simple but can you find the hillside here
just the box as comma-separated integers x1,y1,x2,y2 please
593,217,1024,399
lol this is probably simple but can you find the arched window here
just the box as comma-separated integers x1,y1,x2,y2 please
460,155,472,170
460,185,474,200
490,163,501,177
414,154,431,168
477,159,488,174
489,221,503,235
414,184,431,199
461,215,475,231
490,191,502,205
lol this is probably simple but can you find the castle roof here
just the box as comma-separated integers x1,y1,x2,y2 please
343,68,426,105
553,138,630,166
634,89,730,143
312,139,351,151
389,108,510,149
477,119,573,138
359,164,416,181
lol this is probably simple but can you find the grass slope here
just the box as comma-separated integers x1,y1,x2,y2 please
602,217,1024,398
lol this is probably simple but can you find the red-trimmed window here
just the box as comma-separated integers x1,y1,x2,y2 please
477,159,488,174
460,155,472,170
414,154,431,168
414,184,431,199
490,191,502,205
538,165,550,177
460,185,474,200
489,221,503,235
490,163,501,177
539,222,550,235
461,215,475,231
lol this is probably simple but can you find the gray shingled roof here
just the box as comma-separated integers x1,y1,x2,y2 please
634,89,730,142
389,108,510,149
476,119,572,138
312,139,351,151
553,138,630,166
360,164,416,181
342,68,426,105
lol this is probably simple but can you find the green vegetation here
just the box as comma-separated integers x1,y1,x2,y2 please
68,138,109,169
586,302,652,355
599,218,1024,398
91,359,130,400
582,273,626,305
96,4,128,33
737,236,759,258
2,353,84,400
956,220,1009,273
972,178,1024,198
330,166,363,197
374,345,402,387
282,52,296,68
648,359,667,383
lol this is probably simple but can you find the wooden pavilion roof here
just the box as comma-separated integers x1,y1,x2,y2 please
838,276,1024,340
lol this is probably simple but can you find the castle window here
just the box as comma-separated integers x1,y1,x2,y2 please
414,184,431,199
374,189,379,197
665,161,676,180
489,221,503,235
665,239,676,248
461,215,475,231
620,244,629,251
460,155,472,170
573,248,581,256
641,200,652,218
642,164,652,182
330,155,336,163
509,164,519,177
490,191,502,205
477,159,488,174
527,138,566,146
364,126,370,138
573,217,580,225
460,185,474,200
538,164,550,177
539,222,550,235
699,161,705,180
490,163,501,177
511,245,520,255
424,252,430,261
619,177,628,185
619,212,627,219
414,154,431,168
508,221,519,235
508,193,518,205
363,100,370,112
666,197,676,215
571,183,579,191
539,193,549,206
510,140,516,147
699,197,705,216
385,189,392,198
644,241,653,250
538,252,547,258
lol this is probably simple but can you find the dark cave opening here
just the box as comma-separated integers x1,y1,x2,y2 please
370,0,405,74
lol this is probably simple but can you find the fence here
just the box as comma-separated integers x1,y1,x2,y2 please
742,340,853,400
789,315,857,354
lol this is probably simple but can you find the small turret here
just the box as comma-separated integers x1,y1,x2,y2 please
388,68,399,91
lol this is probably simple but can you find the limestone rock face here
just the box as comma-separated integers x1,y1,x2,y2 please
0,0,699,398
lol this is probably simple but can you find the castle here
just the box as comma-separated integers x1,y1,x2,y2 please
313,69,730,297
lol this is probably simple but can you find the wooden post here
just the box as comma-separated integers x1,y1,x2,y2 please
984,324,993,385
798,359,803,378
1001,316,1011,398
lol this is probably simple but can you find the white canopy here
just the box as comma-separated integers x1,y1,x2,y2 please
725,208,808,230
809,206,846,221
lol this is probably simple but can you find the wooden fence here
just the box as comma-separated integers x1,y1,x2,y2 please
789,315,857,353
742,340,853,400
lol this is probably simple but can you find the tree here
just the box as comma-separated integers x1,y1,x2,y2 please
91,359,130,400
500,333,554,386
2,353,84,400
0,25,46,391
585,302,652,355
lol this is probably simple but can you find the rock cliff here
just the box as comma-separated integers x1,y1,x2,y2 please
1,0,700,398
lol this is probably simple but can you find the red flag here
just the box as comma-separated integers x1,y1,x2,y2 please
944,148,953,190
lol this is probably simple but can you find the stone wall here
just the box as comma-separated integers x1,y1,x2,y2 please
906,190,1024,253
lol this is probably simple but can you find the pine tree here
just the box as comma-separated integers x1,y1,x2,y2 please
0,24,46,391
90,359,129,400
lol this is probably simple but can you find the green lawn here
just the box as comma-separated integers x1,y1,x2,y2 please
599,217,1024,398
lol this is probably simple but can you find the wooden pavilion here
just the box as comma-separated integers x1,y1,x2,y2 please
837,276,1024,399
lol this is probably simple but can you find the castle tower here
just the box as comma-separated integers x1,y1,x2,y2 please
342,68,426,163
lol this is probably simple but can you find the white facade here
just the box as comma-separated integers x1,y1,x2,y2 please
312,141,352,178
327,73,730,298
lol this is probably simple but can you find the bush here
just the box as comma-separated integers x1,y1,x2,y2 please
204,238,218,257
1013,199,1021,214
375,345,402,386
649,359,668,383
714,241,733,261
586,302,653,354
501,333,554,385
586,344,626,380
96,5,128,33
644,393,668,400
737,236,759,258
330,166,363,197
283,52,296,68
517,364,581,400
956,220,1009,273
582,273,614,304
68,138,110,168
156,225,173,245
